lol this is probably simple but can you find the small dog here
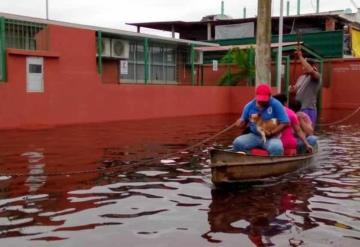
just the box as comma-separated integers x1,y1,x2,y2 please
250,114,279,143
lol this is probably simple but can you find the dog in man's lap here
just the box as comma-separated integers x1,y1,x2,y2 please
249,113,279,143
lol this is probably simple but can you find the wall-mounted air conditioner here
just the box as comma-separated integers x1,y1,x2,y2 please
98,38,111,57
111,39,130,59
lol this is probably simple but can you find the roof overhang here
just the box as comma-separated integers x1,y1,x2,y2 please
128,14,355,32
194,42,301,52
194,41,323,60
0,12,219,47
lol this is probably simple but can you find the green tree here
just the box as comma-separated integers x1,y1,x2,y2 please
219,48,255,86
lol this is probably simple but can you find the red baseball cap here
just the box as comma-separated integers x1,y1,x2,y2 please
255,83,271,101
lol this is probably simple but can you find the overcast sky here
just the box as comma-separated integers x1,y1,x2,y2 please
0,0,359,36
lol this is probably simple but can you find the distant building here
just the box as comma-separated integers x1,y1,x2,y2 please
129,11,360,58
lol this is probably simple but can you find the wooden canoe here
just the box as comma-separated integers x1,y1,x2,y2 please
210,149,316,185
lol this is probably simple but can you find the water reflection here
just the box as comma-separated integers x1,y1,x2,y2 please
22,151,47,193
0,114,359,246
203,178,318,246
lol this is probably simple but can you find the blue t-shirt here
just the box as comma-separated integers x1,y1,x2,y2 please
240,97,289,135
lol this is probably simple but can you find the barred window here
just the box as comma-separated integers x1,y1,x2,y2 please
120,42,176,84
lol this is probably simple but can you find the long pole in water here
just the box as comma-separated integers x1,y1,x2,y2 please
276,0,284,93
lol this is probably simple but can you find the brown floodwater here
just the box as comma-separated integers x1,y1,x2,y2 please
0,111,359,247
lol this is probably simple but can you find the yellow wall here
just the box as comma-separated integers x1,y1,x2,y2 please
351,28,360,58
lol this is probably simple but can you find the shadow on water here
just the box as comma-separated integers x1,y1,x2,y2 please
0,113,359,246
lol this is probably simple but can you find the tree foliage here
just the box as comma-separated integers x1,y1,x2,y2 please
219,48,255,86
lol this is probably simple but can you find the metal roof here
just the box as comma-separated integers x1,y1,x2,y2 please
0,12,219,47
195,42,301,52
128,13,358,32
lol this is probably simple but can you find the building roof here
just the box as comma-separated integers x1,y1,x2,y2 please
128,13,359,33
194,42,301,52
0,12,219,47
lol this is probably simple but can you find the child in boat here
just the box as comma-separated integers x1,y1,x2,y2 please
273,94,316,153
289,100,318,153
289,100,314,136
273,94,314,154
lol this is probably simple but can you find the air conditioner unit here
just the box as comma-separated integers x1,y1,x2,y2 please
97,38,111,57
111,39,130,59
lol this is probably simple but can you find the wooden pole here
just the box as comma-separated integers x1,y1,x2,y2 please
255,0,272,85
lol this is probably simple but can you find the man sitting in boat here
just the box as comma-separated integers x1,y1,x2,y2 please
273,93,314,155
233,84,289,156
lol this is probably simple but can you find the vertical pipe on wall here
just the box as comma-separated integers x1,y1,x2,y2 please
221,1,225,16
284,56,290,99
317,59,324,124
46,0,49,20
287,1,290,16
243,7,247,18
171,25,175,38
316,0,320,13
97,31,102,76
276,0,284,93
144,38,149,84
247,48,255,86
190,44,195,86
207,23,211,40
297,0,300,15
0,17,6,81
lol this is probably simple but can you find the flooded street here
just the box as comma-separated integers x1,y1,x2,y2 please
0,112,359,247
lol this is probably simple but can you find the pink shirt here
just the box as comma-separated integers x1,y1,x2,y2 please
281,107,299,149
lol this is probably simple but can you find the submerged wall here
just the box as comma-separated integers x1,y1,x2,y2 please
1,24,360,130
0,24,254,129
326,59,360,109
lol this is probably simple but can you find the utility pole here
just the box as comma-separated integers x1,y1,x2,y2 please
255,0,272,85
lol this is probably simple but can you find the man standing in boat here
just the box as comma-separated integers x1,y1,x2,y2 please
290,48,321,127
233,84,289,156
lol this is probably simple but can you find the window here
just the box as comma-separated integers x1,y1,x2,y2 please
120,42,177,84
29,64,42,73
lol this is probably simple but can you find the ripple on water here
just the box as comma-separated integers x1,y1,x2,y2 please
0,115,360,246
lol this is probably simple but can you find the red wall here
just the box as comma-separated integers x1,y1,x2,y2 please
102,60,119,83
325,59,360,109
0,24,244,129
1,24,360,130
